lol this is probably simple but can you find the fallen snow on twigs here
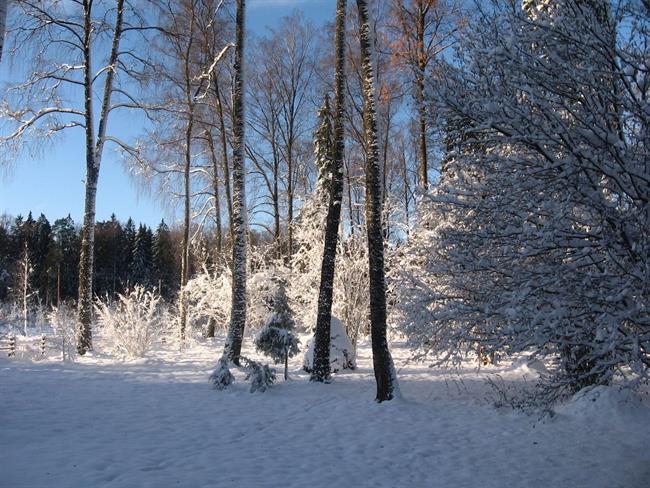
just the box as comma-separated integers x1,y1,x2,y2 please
1,338,648,488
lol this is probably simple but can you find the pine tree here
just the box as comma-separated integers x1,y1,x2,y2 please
255,282,300,380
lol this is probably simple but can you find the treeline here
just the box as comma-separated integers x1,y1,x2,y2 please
0,213,181,304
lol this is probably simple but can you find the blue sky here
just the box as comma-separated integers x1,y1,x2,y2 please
0,0,334,228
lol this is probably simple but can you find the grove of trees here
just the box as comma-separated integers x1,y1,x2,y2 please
1,0,648,405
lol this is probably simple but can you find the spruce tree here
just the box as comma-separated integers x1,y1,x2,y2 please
153,220,177,300
131,224,154,288
255,282,300,380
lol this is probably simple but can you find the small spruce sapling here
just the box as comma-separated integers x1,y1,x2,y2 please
255,282,300,380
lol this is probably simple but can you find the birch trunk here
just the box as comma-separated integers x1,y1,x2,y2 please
356,0,398,401
77,0,97,355
77,0,125,355
179,13,196,346
223,0,248,365
311,0,347,382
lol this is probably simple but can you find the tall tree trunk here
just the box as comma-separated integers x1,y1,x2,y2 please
357,0,398,402
416,3,428,191
207,129,223,256
287,139,294,258
77,0,97,355
0,0,8,61
223,0,247,366
311,0,347,382
77,0,124,355
213,78,234,244
179,110,193,344
179,12,196,346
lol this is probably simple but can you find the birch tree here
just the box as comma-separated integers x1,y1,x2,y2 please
0,0,149,354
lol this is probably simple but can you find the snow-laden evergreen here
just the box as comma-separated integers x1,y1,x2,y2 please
255,282,300,380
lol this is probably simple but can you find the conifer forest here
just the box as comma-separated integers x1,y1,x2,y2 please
0,1,648,487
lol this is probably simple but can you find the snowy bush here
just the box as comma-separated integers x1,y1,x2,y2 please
303,316,356,373
210,357,235,390
94,286,165,359
244,359,276,393
255,282,300,380
393,0,650,400
48,303,78,361
185,266,232,335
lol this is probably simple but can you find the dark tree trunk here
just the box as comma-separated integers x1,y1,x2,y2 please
223,0,248,366
207,129,223,256
357,0,398,402
416,3,428,191
311,0,347,383
213,79,234,244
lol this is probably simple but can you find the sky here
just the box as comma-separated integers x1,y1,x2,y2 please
0,0,334,229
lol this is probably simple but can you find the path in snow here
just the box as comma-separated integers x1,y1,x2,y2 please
1,339,648,488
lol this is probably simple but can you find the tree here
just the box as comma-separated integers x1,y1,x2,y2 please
15,242,35,335
50,216,80,304
255,282,300,380
356,0,399,402
311,0,348,383
153,220,178,300
131,224,154,288
246,13,318,258
388,0,460,190
396,0,649,400
1,0,147,354
223,0,248,365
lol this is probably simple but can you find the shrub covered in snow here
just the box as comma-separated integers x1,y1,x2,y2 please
245,359,276,393
255,283,300,380
94,285,166,359
303,316,356,373
210,357,235,390
48,303,78,361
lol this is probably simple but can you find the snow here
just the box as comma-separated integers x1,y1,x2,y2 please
1,337,648,488
303,316,356,372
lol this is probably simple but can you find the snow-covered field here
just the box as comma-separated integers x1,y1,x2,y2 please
1,337,649,488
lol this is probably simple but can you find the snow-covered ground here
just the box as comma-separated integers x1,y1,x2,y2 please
1,337,649,488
